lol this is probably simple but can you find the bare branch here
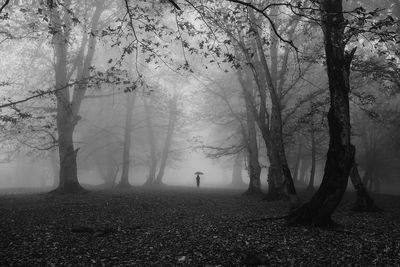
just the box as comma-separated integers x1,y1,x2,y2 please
0,0,10,14
168,0,181,10
226,0,298,51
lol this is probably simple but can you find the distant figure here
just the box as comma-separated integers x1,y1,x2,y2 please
196,174,200,188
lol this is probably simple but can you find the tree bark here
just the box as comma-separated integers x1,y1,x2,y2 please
117,91,136,188
154,91,178,185
287,0,356,226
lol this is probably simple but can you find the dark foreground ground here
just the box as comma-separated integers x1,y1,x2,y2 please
0,187,399,266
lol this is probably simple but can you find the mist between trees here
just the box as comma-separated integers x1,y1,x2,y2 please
0,0,399,226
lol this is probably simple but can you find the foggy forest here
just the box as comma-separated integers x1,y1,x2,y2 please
0,0,399,266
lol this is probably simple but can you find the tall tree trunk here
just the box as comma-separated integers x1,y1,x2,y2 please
235,37,277,197
155,92,178,185
307,128,316,191
249,8,298,205
117,91,136,188
242,80,262,195
349,164,379,211
49,1,104,193
49,2,83,193
292,144,302,183
287,1,356,226
143,96,157,185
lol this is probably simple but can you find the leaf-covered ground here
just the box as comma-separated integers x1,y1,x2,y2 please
0,186,399,266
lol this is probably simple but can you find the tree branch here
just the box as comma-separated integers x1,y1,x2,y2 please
0,0,10,14
168,0,181,10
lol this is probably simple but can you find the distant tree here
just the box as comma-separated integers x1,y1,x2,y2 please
231,153,246,188
154,88,179,185
117,90,137,188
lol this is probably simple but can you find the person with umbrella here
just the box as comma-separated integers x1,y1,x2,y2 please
194,171,203,188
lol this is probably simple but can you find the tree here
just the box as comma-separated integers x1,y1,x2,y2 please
154,88,179,185
219,0,397,226
287,1,359,226
117,90,137,188
143,93,158,185
242,79,262,194
48,0,106,193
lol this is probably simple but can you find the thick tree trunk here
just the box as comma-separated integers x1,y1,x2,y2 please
287,1,356,226
265,144,283,200
117,92,136,188
155,92,178,186
307,128,316,191
55,86,82,193
49,3,83,193
143,96,157,185
56,111,82,192
349,164,380,211
49,1,104,193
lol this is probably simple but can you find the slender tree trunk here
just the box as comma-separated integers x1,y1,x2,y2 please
292,144,302,183
349,164,379,211
299,160,308,186
287,1,356,226
143,96,157,185
117,92,136,188
155,92,178,185
242,81,262,195
307,128,316,191
249,9,298,205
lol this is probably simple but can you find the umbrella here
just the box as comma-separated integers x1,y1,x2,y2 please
194,171,204,175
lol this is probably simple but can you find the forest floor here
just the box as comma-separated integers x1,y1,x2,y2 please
0,186,399,266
